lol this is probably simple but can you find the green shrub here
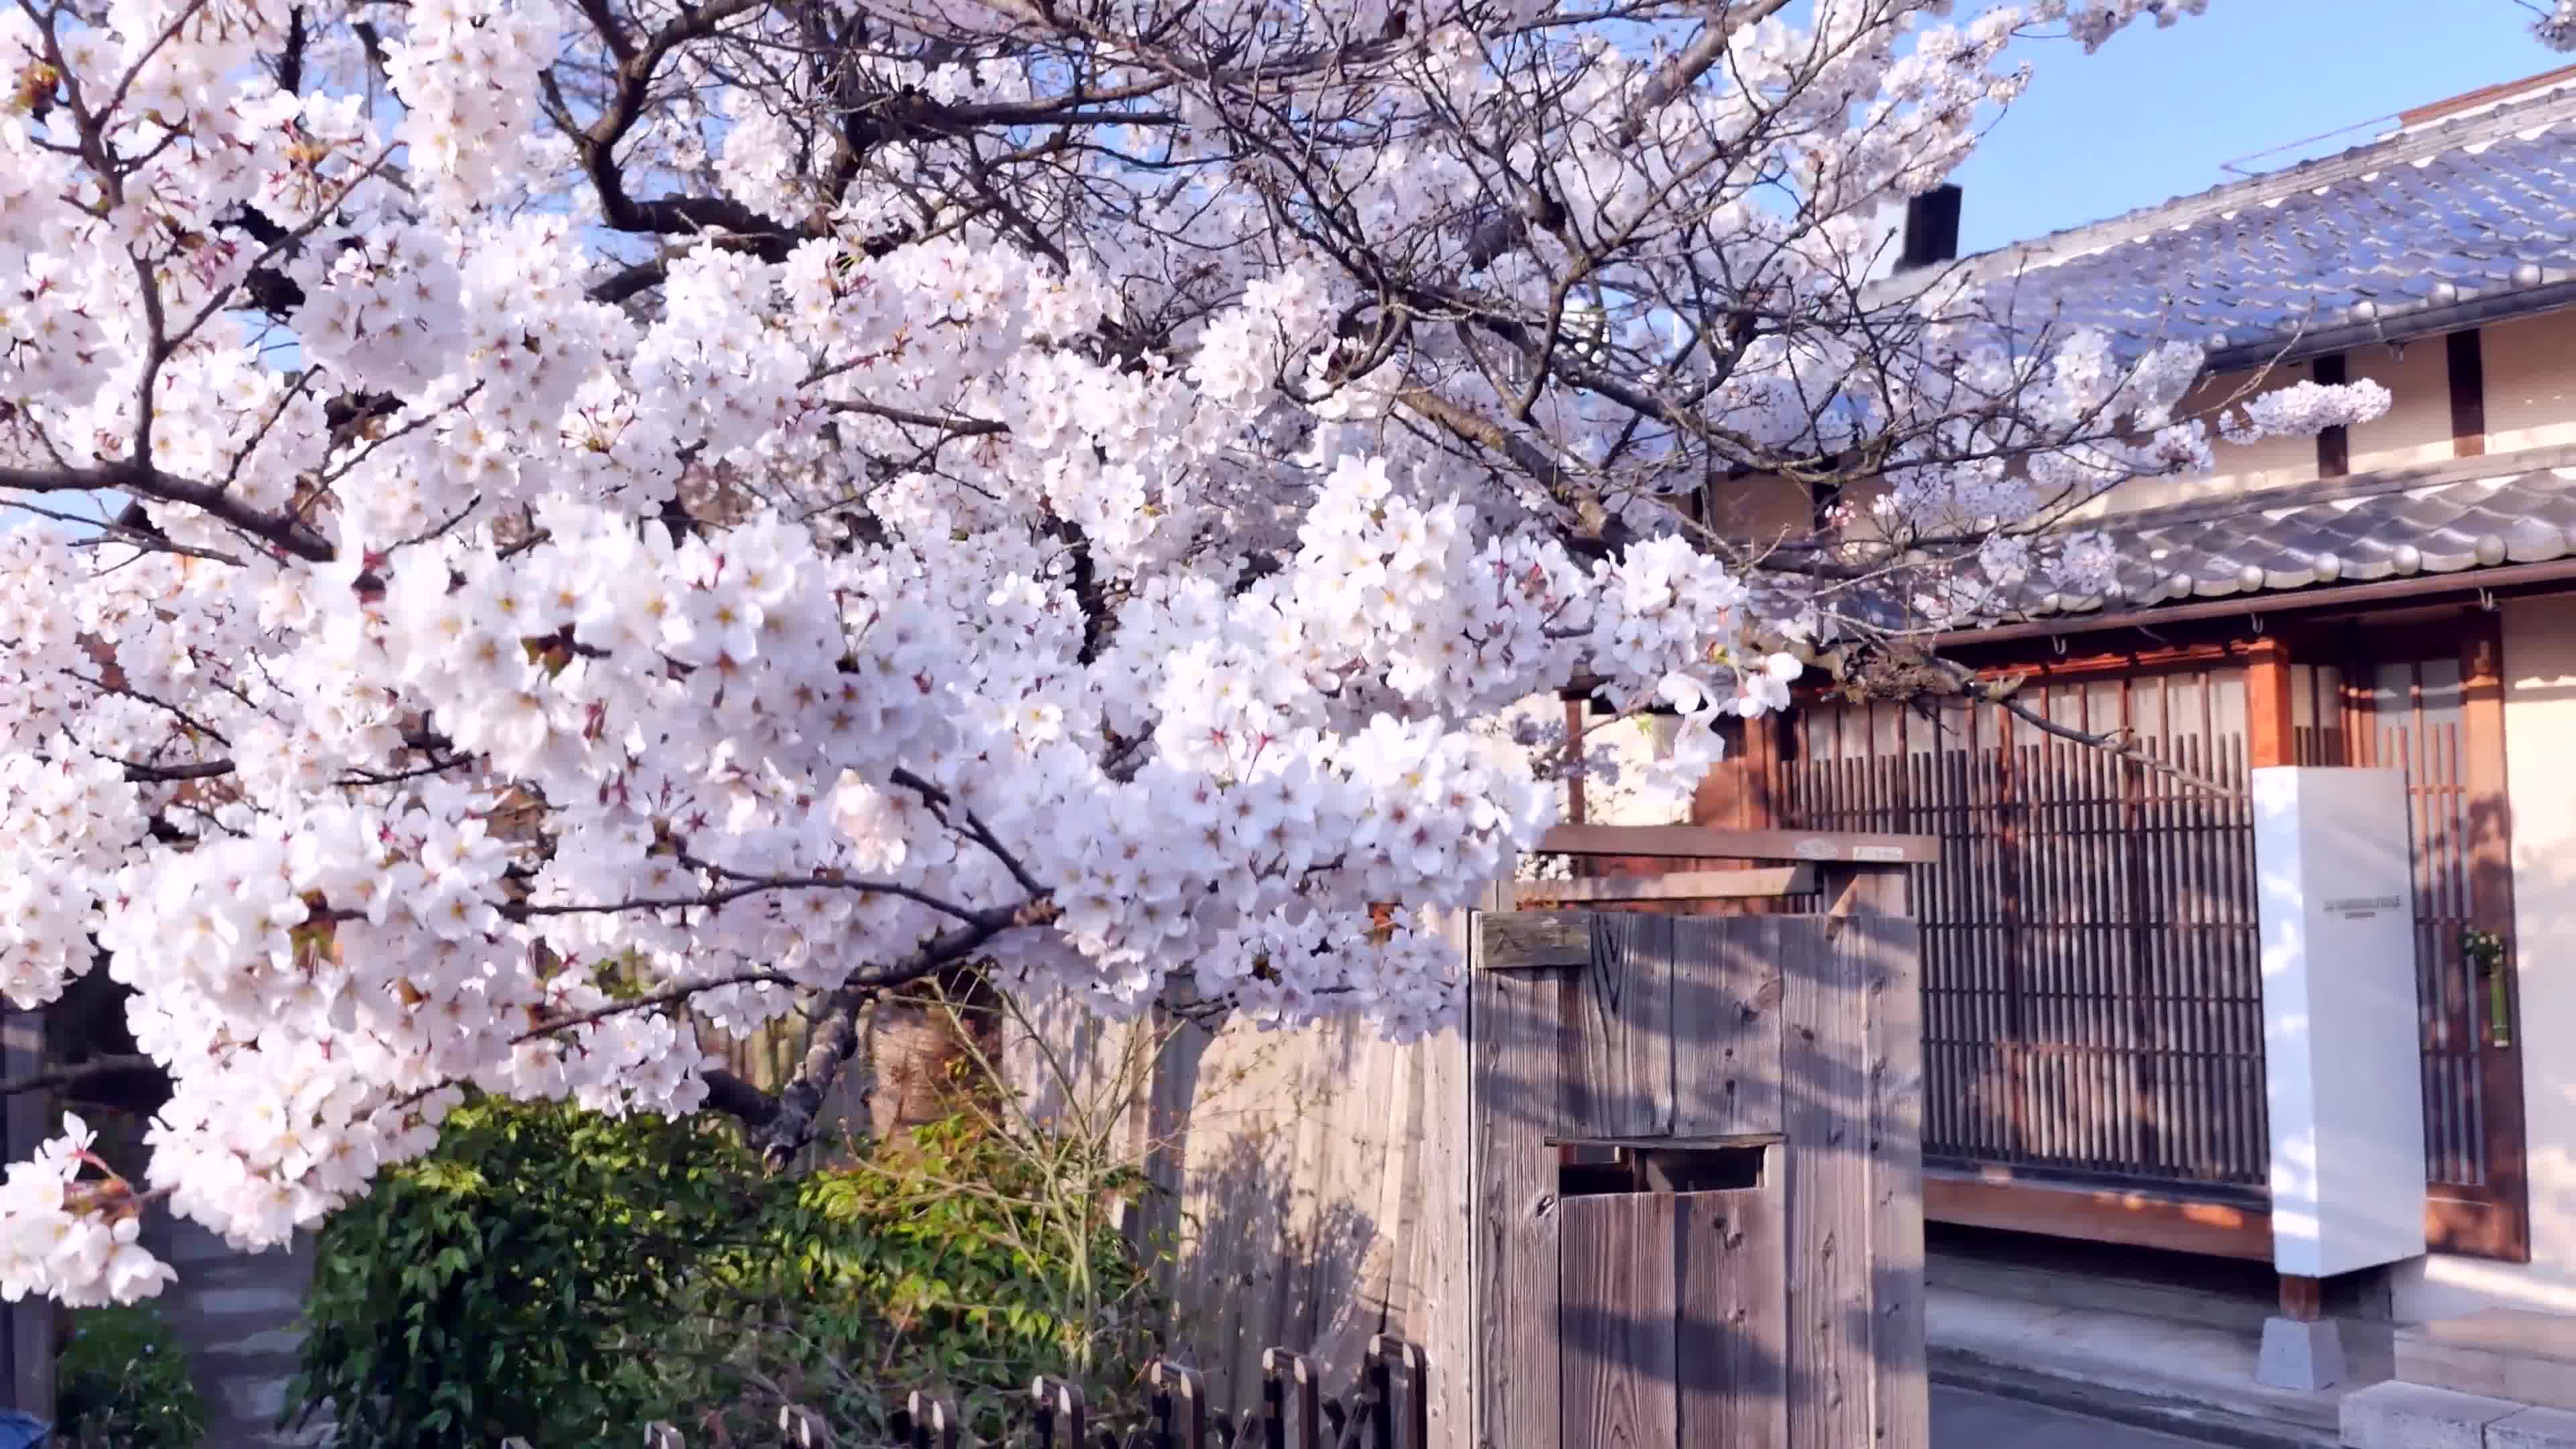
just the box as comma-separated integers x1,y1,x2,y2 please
288,1091,1155,1448
724,1111,1157,1440
56,1302,206,1449
288,1097,772,1448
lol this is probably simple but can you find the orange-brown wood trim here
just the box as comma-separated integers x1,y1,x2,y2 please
2316,353,2351,477
2246,635,2296,769
2457,615,2533,1263
1514,866,1815,906
1563,695,1589,846
1793,643,2253,705
1536,822,1939,864
2429,1195,2532,1263
2279,1275,2324,1322
2451,329,2487,460
2400,63,2576,127
1692,712,1783,830
1925,1171,2273,1262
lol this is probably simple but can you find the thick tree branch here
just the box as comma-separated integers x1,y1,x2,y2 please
1928,658,2235,796
0,461,335,562
742,898,1053,1167
0,1055,164,1102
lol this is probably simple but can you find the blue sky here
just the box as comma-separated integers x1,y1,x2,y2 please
1949,1,2559,254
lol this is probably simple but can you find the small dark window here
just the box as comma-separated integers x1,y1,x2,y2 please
1555,1142,1770,1197
1559,1160,1644,1198
1637,1145,1766,1193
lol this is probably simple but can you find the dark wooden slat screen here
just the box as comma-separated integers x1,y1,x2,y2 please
2343,648,2517,1246
1784,669,2269,1196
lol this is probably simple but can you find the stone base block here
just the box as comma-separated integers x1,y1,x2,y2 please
2260,1314,2349,1392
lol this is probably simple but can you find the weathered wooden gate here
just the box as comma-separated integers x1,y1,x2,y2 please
1469,846,1927,1449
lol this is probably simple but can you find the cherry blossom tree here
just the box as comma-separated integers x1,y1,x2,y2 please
0,0,2432,1303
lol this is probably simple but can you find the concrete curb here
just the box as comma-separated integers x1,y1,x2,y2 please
1933,1350,2340,1449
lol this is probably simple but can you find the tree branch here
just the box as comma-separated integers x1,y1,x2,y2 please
0,1055,163,1101
1931,659,2235,796
743,898,1053,1167
0,461,335,562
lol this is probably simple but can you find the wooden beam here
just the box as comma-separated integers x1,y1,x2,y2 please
1552,1133,1786,1152
2279,1275,2324,1324
1479,911,1590,971
2398,62,2576,126
1842,863,1929,1449
1692,713,1784,830
1537,823,1938,865
1971,641,2249,682
1563,696,1590,828
2246,635,2296,768
2315,353,2351,478
1515,866,1816,906
2457,614,2532,1264
1923,1171,2274,1262
2450,329,2487,459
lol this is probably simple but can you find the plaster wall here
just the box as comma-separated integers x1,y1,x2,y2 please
2390,594,2576,1324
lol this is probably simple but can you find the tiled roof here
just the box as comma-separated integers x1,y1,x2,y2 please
1936,455,2576,625
1947,80,2576,362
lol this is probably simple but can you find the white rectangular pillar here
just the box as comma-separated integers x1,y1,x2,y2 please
2254,765,2428,1281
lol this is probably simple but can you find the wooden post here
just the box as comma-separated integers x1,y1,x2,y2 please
1825,864,1929,1449
2279,1275,2324,1324
1691,714,1783,832
2314,355,2351,478
2246,636,2296,769
2460,618,2532,1261
2450,329,2487,459
1,1008,49,1418
1562,696,1590,830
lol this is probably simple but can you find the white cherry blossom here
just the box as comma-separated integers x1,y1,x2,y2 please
0,0,2433,1303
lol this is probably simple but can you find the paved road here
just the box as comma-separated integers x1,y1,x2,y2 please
1935,1387,2228,1449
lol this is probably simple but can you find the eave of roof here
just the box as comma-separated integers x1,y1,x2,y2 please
1904,443,2576,643
1894,74,2576,366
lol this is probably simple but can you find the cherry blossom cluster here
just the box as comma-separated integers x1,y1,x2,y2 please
2540,1,2576,51
0,1116,174,1307
0,747,144,1009
0,0,2445,1303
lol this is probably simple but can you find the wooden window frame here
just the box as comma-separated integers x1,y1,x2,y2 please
2313,611,2530,1263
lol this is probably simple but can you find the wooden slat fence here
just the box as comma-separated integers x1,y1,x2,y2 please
998,992,1460,1427
1784,667,2269,1197
508,1338,1434,1449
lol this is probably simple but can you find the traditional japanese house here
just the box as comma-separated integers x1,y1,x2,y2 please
1642,64,2576,1397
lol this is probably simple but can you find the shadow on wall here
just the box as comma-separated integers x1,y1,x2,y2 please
2398,802,2576,1320
1132,1013,1403,1419
1464,912,1865,1434
1088,898,1917,1441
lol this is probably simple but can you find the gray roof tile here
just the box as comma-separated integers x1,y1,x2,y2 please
1949,85,2576,360
1933,467,2576,627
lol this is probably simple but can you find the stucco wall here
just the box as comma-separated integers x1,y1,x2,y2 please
2390,594,2576,1322
2483,311,2576,455
2078,366,2322,519
2347,340,2461,474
